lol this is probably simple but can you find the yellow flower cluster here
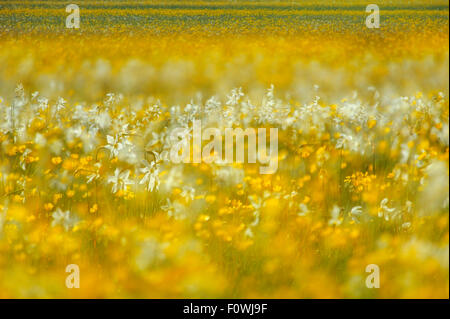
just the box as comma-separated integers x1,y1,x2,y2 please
0,0,448,298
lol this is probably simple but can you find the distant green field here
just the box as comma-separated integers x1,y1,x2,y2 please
1,0,448,34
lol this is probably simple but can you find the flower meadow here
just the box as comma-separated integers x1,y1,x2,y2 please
0,1,449,298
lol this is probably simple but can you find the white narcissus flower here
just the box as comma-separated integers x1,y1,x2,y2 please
244,227,254,238
105,134,133,159
107,169,133,194
336,133,363,153
180,186,195,201
329,205,342,226
31,91,39,100
139,160,160,192
86,163,102,184
248,196,264,226
226,87,244,106
349,206,363,223
205,96,221,115
105,134,122,158
55,97,66,112
161,199,185,220
298,203,310,217
379,198,396,221
51,208,76,231
37,97,49,111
